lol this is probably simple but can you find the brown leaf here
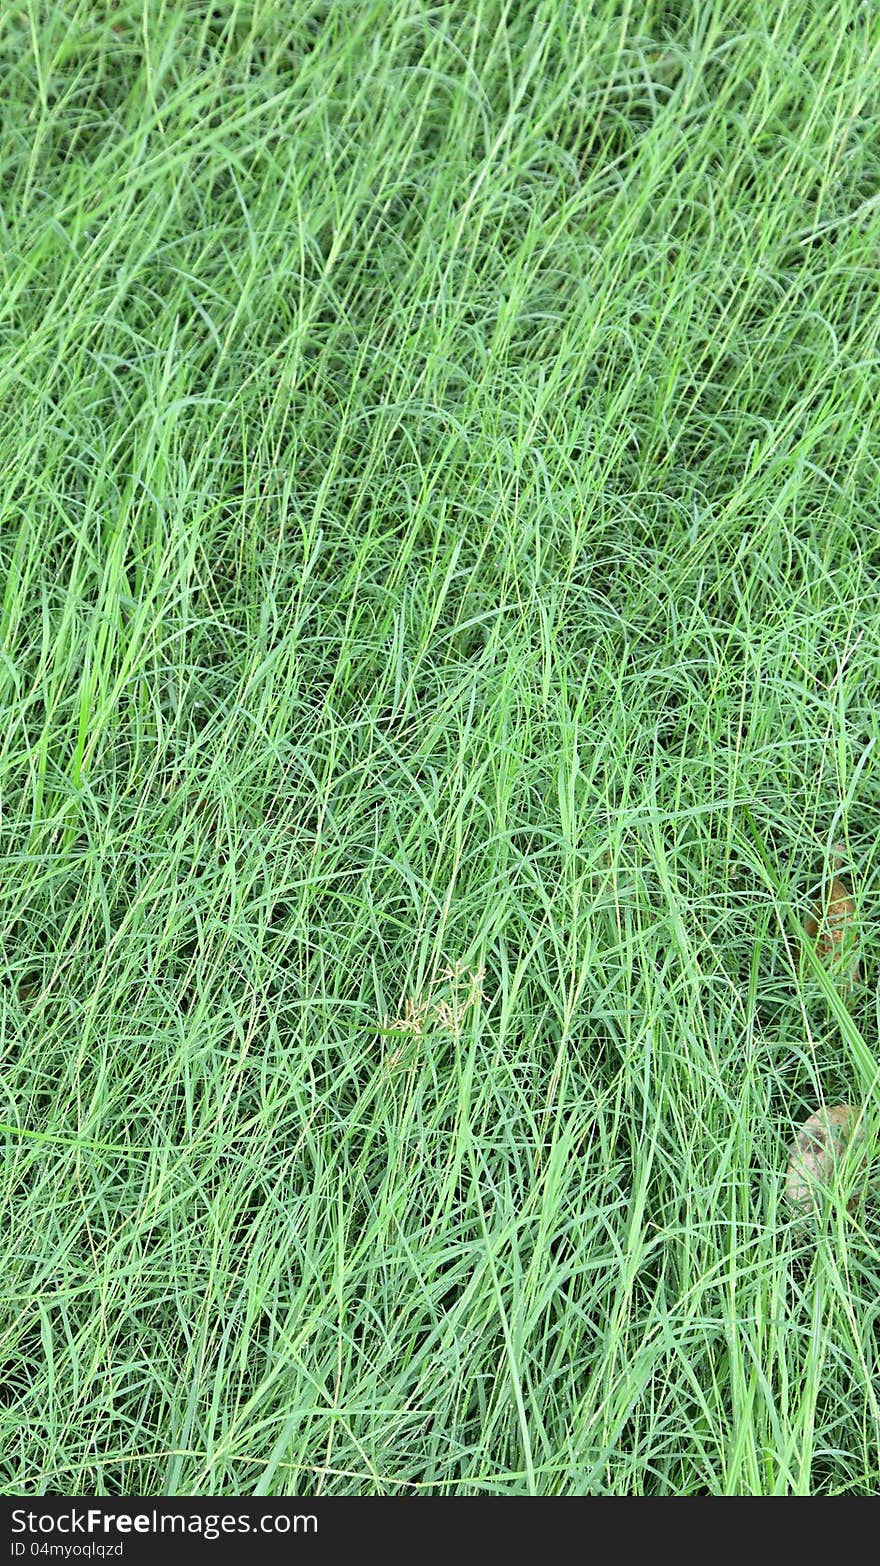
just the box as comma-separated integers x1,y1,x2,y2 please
785,1103,866,1211
802,843,859,988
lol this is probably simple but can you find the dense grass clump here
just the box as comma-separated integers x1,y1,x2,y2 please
2,0,880,1495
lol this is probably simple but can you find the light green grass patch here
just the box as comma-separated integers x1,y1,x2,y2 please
1,0,880,1497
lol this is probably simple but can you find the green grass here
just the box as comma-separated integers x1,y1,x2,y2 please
2,0,880,1497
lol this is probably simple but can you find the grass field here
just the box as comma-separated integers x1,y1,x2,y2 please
2,0,880,1497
